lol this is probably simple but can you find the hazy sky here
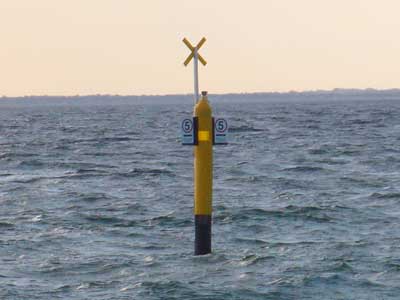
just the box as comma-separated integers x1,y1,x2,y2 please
1,0,400,96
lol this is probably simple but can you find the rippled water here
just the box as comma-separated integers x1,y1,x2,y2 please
1,95,400,299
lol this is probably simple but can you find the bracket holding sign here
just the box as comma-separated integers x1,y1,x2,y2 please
181,117,228,145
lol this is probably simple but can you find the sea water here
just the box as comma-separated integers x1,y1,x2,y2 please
1,94,400,299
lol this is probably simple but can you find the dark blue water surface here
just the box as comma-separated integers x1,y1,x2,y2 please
1,95,400,299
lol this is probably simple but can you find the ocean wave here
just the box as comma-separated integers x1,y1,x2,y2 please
308,148,329,155
340,176,386,188
113,168,174,178
80,212,189,228
348,118,377,125
0,152,36,160
234,237,270,245
75,168,110,174
0,221,14,228
0,173,13,177
67,192,113,202
60,170,110,180
282,166,326,172
314,158,349,165
328,261,354,273
225,174,268,183
17,159,45,167
148,213,190,227
302,273,344,286
230,205,334,223
57,162,117,169
236,254,274,266
81,214,138,227
229,125,266,133
369,192,400,200
11,176,49,184
214,205,335,226
101,136,138,142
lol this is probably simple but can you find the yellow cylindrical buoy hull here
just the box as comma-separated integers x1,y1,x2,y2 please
193,92,213,255
194,95,213,215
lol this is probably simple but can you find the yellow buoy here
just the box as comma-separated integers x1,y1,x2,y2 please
194,91,213,255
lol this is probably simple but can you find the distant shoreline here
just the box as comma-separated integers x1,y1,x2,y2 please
1,88,400,102
1,88,400,100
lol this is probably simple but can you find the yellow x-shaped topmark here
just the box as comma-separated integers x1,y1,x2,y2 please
183,37,207,66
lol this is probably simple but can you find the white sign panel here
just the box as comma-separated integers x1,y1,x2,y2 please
181,118,195,145
214,118,228,145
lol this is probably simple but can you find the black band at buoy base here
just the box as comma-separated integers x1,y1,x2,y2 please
195,215,212,255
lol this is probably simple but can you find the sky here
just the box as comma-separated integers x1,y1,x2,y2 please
1,0,400,96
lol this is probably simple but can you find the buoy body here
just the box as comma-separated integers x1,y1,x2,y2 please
194,93,213,255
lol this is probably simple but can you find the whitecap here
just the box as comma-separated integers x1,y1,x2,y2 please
31,215,42,222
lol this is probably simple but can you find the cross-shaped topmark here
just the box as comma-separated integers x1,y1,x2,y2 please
183,37,207,66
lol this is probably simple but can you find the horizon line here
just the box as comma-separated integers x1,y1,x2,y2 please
1,87,400,99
